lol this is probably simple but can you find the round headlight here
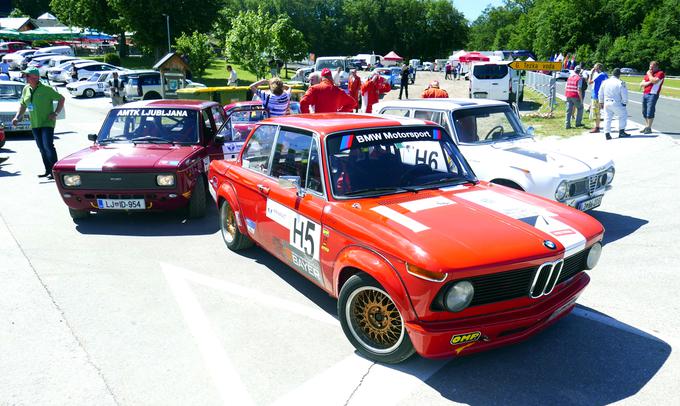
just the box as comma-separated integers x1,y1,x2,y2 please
156,174,175,186
63,174,81,187
555,180,568,201
444,281,474,312
605,167,615,185
586,242,602,269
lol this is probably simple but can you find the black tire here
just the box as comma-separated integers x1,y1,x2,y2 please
69,208,89,220
0,139,5,149
187,176,207,219
219,199,253,251
144,91,162,100
84,88,96,98
338,273,416,364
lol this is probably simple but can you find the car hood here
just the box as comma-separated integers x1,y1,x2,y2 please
461,138,612,177
324,183,603,272
54,144,202,171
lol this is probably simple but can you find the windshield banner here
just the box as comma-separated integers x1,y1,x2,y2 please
115,109,189,117
338,128,442,150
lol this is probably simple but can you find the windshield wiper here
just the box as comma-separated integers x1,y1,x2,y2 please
98,136,129,144
343,186,417,197
415,177,479,189
130,136,170,144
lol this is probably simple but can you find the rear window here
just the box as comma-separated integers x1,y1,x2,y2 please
473,65,508,80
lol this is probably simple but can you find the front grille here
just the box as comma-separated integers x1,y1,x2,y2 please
432,249,589,311
70,172,163,190
568,171,608,198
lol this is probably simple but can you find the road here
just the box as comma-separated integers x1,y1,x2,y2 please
555,80,680,137
1,85,679,405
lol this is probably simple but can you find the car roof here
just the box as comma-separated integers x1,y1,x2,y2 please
262,113,433,137
374,98,507,111
0,80,23,85
224,101,263,109
116,99,219,110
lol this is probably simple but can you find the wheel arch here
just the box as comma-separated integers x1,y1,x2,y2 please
489,177,525,191
216,180,248,235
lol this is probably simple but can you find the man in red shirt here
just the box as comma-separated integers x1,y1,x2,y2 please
300,68,356,114
640,61,665,134
347,69,361,112
360,73,391,113
421,81,449,98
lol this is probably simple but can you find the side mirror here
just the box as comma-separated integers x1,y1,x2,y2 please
88,133,97,142
526,126,535,136
278,176,306,198
214,135,225,145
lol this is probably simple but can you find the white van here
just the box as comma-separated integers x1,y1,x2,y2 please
354,54,382,69
315,56,349,87
34,45,75,57
469,61,524,103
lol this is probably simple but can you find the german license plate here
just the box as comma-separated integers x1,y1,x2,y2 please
578,195,603,211
97,199,145,210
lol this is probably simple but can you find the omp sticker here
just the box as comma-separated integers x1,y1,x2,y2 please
75,149,120,171
399,196,455,213
457,190,586,257
245,218,256,236
450,331,482,345
371,206,429,233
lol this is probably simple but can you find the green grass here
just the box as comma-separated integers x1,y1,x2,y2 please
620,75,680,99
81,55,156,70
520,88,596,138
201,59,295,87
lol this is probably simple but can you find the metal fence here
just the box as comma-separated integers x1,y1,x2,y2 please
525,71,557,111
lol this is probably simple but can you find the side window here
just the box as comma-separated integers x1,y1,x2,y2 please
270,129,313,186
382,108,410,117
306,138,324,194
216,118,234,141
211,105,225,129
202,110,214,138
241,125,277,174
414,110,441,122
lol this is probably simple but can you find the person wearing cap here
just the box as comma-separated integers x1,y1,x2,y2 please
564,66,585,129
421,81,449,98
598,68,630,140
300,68,356,114
360,72,391,113
12,67,65,179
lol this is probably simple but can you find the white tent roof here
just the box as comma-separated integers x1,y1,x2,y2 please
38,12,58,20
448,50,467,60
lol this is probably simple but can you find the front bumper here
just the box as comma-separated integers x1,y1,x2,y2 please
57,189,192,212
405,272,589,358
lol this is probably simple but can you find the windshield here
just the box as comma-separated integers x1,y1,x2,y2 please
316,59,346,71
98,108,200,144
0,84,23,99
326,126,476,198
231,108,266,123
451,106,528,144
472,64,508,80
89,73,102,82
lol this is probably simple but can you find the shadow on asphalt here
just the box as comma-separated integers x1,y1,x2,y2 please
74,202,220,236
419,304,670,405
0,164,20,177
588,210,648,245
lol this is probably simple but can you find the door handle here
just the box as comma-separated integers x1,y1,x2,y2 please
257,184,270,195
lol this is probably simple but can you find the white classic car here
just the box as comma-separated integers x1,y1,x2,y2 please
374,99,615,211
0,80,31,134
66,71,116,98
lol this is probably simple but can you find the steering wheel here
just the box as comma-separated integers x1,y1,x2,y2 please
484,125,504,140
399,164,433,185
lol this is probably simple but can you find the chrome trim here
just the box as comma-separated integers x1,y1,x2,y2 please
529,259,564,299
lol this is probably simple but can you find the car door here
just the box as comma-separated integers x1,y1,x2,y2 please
230,124,278,246
259,128,328,287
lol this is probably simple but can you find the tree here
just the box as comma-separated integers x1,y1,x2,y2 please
174,31,213,78
225,9,274,79
51,0,126,55
13,0,51,17
8,8,28,17
270,16,308,66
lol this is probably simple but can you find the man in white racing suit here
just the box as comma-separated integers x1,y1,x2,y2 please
598,67,630,140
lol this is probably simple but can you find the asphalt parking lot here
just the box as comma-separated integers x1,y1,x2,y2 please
1,83,679,405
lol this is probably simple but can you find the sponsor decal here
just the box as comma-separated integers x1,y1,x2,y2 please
399,196,455,213
223,141,244,153
291,250,322,281
321,228,330,252
338,129,437,151
371,206,429,233
116,108,189,117
455,342,477,355
245,218,256,236
202,156,210,172
75,148,120,171
340,134,354,150
450,331,482,345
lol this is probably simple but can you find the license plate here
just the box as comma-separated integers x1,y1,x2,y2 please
578,195,602,211
97,199,145,210
473,93,487,99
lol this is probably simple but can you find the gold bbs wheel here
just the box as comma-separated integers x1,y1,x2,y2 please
346,286,405,353
220,201,237,244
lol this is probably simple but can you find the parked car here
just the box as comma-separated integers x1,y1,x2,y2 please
620,67,640,75
122,71,205,102
421,62,434,71
46,59,89,82
0,41,30,58
20,52,58,71
374,99,615,211
208,113,605,363
27,54,76,77
50,61,123,83
65,71,117,98
33,45,75,58
556,69,571,80
469,61,524,103
52,100,242,220
0,80,32,135
2,49,36,70
372,67,399,88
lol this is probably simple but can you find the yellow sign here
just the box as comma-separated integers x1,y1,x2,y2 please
508,61,563,71
450,331,482,345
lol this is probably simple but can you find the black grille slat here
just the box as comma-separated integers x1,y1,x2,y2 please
73,172,162,190
558,250,587,283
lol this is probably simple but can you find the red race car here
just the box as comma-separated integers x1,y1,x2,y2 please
208,113,604,363
53,100,243,220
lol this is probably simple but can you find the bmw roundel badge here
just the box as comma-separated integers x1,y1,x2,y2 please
544,240,557,250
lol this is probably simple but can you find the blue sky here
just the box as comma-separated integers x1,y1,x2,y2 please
452,0,505,22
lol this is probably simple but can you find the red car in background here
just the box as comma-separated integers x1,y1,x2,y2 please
0,41,30,58
53,100,242,220
208,113,605,363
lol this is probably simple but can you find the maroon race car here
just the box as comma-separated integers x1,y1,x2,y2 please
53,100,242,220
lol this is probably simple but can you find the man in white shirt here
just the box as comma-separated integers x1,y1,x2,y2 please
226,65,238,86
598,68,630,140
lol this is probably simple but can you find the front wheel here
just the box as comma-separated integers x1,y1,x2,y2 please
220,199,253,250
84,88,95,98
187,176,206,218
338,274,416,364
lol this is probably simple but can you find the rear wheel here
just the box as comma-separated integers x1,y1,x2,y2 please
68,208,90,220
144,91,161,100
187,176,206,218
338,274,416,364
220,200,253,251
84,88,95,98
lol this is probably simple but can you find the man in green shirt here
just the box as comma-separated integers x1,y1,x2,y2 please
12,67,65,179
